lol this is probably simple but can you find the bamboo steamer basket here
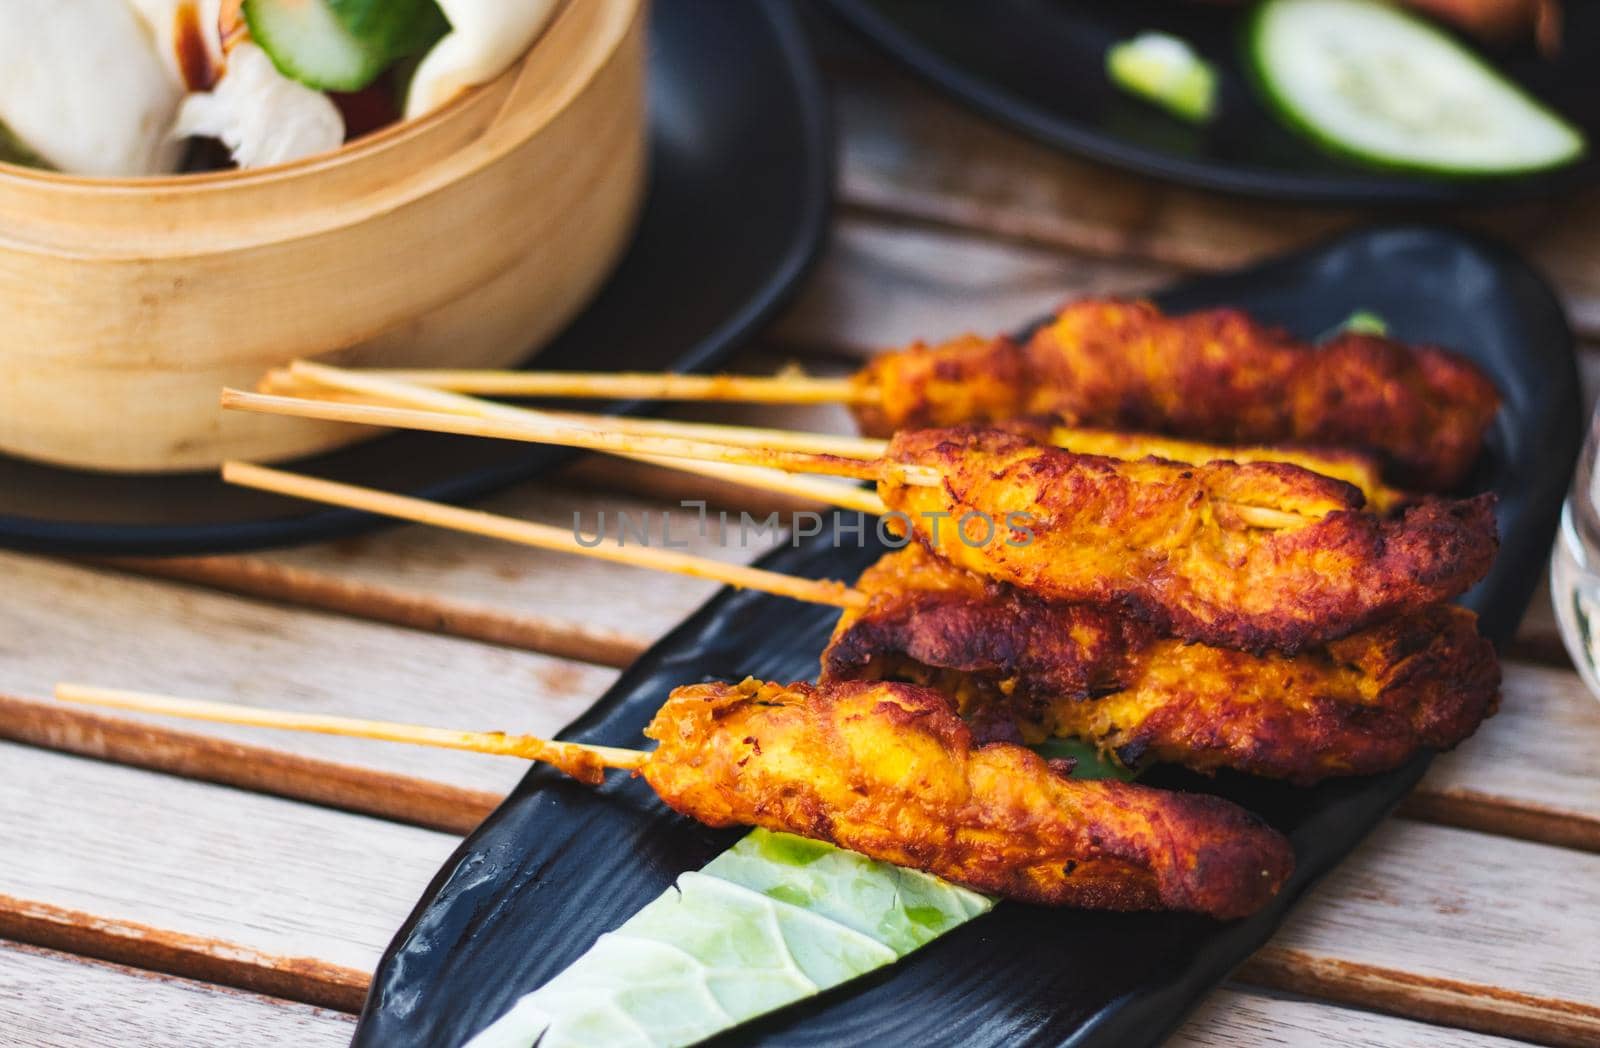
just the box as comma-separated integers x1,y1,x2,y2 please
0,0,646,473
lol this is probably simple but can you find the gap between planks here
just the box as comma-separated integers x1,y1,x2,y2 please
0,896,371,1014
0,692,498,835
1237,950,1597,1048
0,939,356,1046
89,553,649,671
0,741,463,1016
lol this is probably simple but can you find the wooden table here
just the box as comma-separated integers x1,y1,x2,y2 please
4,23,1599,1047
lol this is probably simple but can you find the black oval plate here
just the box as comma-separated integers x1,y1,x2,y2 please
0,0,830,556
355,227,1579,1048
826,0,1600,206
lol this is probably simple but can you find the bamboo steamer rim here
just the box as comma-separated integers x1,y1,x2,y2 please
0,0,643,255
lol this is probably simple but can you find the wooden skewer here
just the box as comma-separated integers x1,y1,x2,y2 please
264,369,1342,530
222,461,868,609
278,361,889,459
258,376,885,512
266,362,1401,514
619,455,889,516
55,683,648,774
267,366,876,405
229,387,1317,532
219,389,943,487
265,364,888,513
1219,504,1310,530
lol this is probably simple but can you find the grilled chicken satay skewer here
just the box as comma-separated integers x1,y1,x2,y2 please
223,390,1496,651
267,297,1500,489
827,545,1498,784
54,680,1293,919
874,425,1495,652
222,388,1325,530
270,361,1406,513
224,463,1498,785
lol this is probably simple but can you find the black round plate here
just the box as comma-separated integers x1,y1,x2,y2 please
826,0,1600,205
0,0,831,556
354,226,1581,1047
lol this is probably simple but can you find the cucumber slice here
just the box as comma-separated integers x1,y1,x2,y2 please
243,0,389,92
328,0,448,65
1107,32,1217,124
1317,309,1389,342
1249,0,1585,176
1337,309,1389,337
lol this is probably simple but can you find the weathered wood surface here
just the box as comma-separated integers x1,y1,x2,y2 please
0,941,356,1047
1242,821,1600,1047
106,480,784,669
1408,660,1600,853
0,742,456,1010
0,553,611,803
771,217,1169,356
1172,988,1530,1048
0,940,1524,1048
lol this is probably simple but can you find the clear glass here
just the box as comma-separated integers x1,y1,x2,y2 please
1551,403,1600,700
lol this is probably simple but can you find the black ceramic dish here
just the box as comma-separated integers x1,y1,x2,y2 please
0,0,830,556
356,227,1579,1047
826,0,1600,206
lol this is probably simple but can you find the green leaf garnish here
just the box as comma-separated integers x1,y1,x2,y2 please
464,830,993,1048
1031,736,1140,781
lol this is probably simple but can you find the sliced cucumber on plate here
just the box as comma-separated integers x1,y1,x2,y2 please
243,0,446,93
1249,0,1585,176
1107,32,1218,124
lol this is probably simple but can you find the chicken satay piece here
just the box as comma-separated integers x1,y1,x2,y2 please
644,678,1293,919
879,426,1497,652
851,300,1500,490
821,547,1500,784
1056,605,1500,785
1036,423,1406,514
820,543,1155,739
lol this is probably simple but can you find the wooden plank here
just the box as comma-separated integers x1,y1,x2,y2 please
1241,821,1600,1048
0,742,457,1010
825,58,1600,337
769,216,1170,358
0,553,612,804
0,940,356,1047
105,479,788,672
1172,988,1528,1048
0,692,499,835
1405,660,1600,853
